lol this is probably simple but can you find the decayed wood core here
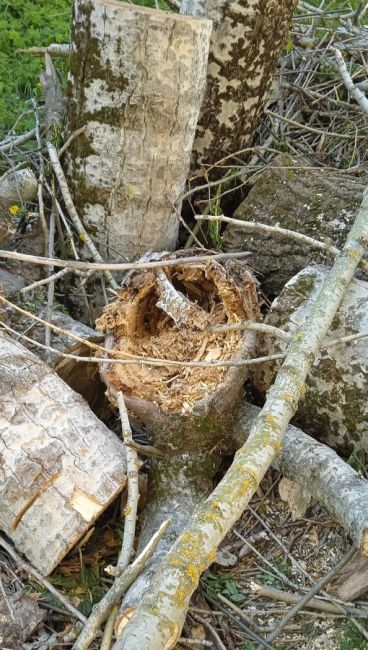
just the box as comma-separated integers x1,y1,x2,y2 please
96,253,260,415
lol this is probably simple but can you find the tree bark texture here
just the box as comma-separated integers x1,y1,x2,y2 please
180,0,297,174
223,153,368,296
116,454,217,633
233,403,368,556
113,186,368,650
253,265,368,454
65,0,212,261
0,334,127,575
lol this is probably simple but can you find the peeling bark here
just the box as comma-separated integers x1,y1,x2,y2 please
65,0,212,260
0,333,127,575
180,0,296,174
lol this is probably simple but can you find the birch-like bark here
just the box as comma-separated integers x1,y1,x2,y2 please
0,333,127,575
113,189,368,650
65,0,212,260
233,403,368,556
180,0,296,174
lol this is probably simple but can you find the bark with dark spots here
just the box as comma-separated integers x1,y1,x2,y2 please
181,0,297,175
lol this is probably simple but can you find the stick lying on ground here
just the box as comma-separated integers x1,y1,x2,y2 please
112,192,368,647
232,403,368,557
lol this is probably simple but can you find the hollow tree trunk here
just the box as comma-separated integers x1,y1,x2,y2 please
180,0,296,175
65,0,212,261
0,333,127,575
95,250,261,627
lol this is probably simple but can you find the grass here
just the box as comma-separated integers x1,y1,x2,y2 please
0,0,175,137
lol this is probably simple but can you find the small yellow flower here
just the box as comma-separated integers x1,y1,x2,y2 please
9,204,20,216
79,233,87,242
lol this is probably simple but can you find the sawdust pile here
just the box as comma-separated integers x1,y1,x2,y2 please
96,253,260,414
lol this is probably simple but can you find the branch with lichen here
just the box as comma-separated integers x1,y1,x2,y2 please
112,188,368,650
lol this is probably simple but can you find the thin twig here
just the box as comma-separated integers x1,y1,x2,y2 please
0,128,37,153
0,249,251,272
208,321,291,342
265,546,357,642
333,47,368,116
100,605,118,650
32,98,48,253
46,141,118,290
0,317,284,369
265,109,361,139
0,535,87,625
251,582,368,618
17,44,71,57
195,215,339,257
21,268,73,293
71,519,170,650
106,392,140,577
58,125,87,158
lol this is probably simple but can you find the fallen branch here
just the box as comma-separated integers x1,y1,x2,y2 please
46,142,118,290
113,189,368,649
233,403,368,556
333,47,368,115
71,520,170,650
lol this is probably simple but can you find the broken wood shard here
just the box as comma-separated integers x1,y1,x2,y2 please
0,333,127,575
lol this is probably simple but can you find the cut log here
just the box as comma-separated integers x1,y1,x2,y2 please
0,333,127,575
223,154,368,296
180,0,296,175
253,265,368,454
65,0,212,261
232,403,368,557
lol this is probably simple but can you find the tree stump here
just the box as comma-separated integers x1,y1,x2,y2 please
65,0,212,261
95,249,261,624
180,0,297,175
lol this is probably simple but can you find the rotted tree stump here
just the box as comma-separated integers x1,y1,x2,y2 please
95,250,261,624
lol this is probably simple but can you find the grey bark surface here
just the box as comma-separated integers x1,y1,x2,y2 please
180,0,296,174
0,333,127,575
253,265,368,454
117,455,216,628
66,0,212,261
223,154,368,295
0,168,38,207
232,403,368,556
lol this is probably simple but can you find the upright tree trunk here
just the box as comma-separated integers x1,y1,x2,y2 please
180,0,296,174
65,0,212,261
